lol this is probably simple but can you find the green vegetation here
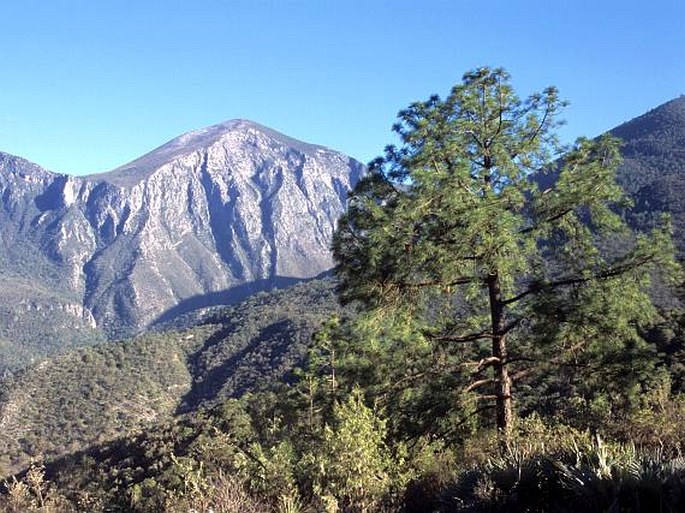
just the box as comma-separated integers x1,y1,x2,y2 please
1,71,685,512
0,278,340,475
613,95,685,243
332,67,678,435
0,275,105,376
0,209,107,374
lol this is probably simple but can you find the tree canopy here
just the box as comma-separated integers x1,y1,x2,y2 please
332,67,679,435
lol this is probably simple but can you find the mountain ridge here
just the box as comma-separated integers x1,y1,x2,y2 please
0,120,364,370
85,119,334,187
1,96,683,373
609,95,685,246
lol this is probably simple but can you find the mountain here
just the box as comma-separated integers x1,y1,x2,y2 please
611,96,685,245
0,153,105,372
0,98,684,505
1,99,683,376
0,121,364,371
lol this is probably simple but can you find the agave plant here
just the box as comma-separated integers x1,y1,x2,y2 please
553,438,685,513
439,433,685,513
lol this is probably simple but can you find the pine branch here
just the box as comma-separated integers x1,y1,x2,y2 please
479,393,512,401
426,329,492,344
503,254,657,305
464,378,495,393
519,207,574,234
463,356,501,373
397,276,477,289
426,317,523,346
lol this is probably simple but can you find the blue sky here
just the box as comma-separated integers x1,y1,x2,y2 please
1,0,683,175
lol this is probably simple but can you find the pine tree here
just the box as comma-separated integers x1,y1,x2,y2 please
332,67,678,435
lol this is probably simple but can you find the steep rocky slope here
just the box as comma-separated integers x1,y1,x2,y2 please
0,121,363,369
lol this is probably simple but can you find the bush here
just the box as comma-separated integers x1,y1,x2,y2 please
307,389,392,513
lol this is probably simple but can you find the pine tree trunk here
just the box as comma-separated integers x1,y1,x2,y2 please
487,271,513,434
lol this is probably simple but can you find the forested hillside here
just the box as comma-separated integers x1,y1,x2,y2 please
0,279,339,475
613,95,685,242
1,72,684,513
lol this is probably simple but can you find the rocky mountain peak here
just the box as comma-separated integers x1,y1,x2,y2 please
0,122,364,368
0,151,55,182
87,119,330,188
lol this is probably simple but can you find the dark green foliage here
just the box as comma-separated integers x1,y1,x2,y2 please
444,437,685,513
611,96,685,245
180,278,341,410
332,67,679,436
0,329,200,475
19,384,400,512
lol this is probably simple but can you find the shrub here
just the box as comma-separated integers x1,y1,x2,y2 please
309,389,392,513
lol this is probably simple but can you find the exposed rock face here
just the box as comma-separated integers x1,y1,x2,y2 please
0,120,364,361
